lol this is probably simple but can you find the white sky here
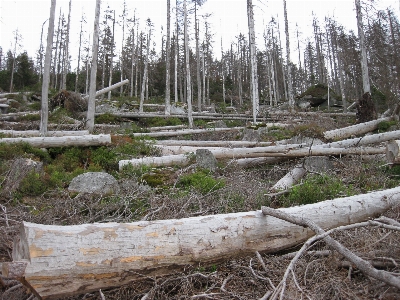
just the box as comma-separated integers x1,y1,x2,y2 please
1,0,399,70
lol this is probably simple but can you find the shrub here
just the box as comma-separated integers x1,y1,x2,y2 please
178,170,225,195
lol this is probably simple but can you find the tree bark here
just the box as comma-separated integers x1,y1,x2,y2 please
7,187,400,299
39,0,56,137
0,134,111,148
247,0,259,122
61,0,72,90
184,0,194,128
140,25,151,113
86,0,101,133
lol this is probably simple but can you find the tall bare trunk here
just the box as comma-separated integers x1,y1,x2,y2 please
52,9,61,89
86,0,101,133
283,0,294,108
75,14,84,93
9,30,18,93
108,10,115,100
165,0,171,114
195,10,202,112
140,25,151,113
247,0,259,123
184,0,194,128
40,0,56,136
62,0,71,90
120,1,126,95
39,19,47,85
355,0,370,94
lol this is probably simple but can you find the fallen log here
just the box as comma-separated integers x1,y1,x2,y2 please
155,140,273,147
148,125,187,131
131,127,243,138
120,146,385,169
0,130,89,137
0,134,111,148
325,130,400,148
269,164,307,192
323,117,392,140
4,186,400,299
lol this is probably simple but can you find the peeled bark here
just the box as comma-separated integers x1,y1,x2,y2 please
0,134,111,148
324,117,392,140
6,187,400,299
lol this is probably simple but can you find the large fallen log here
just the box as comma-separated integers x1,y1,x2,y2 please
0,134,111,148
119,146,385,169
323,117,392,140
4,187,400,299
325,130,400,148
83,79,129,100
0,130,89,137
131,127,243,138
155,140,273,147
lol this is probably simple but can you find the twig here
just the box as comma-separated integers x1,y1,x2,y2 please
259,290,272,300
99,289,106,300
220,274,233,292
262,206,400,290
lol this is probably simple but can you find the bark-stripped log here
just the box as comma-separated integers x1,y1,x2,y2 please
324,117,392,140
386,140,400,164
0,130,89,137
269,164,307,192
0,134,111,148
131,127,243,138
120,146,385,169
83,79,129,100
155,140,273,147
148,125,187,131
5,186,400,299
325,130,400,148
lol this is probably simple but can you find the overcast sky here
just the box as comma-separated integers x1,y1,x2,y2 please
0,0,399,70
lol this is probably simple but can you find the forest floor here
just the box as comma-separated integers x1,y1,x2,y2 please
0,96,400,299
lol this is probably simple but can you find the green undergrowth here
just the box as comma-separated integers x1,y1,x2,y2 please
0,137,161,198
280,174,356,206
177,170,225,195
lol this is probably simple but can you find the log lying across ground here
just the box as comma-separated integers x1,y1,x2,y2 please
0,134,111,148
0,130,89,137
120,146,385,169
131,127,244,138
323,117,392,140
155,140,273,147
3,187,400,299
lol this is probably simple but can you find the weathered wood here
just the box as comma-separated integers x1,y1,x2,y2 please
148,125,187,131
131,127,243,138
324,117,392,140
8,186,400,299
2,261,28,279
0,134,111,148
325,130,400,148
270,164,307,192
120,146,385,169
84,79,129,100
155,140,273,147
386,140,400,164
0,130,89,137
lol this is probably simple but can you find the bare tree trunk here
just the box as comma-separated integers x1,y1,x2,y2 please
108,10,115,100
85,34,90,95
75,14,84,93
9,30,18,93
355,0,371,94
130,13,136,98
140,26,151,113
135,25,139,98
283,0,294,109
86,0,101,133
184,0,194,128
62,0,71,90
120,1,126,95
196,14,202,112
39,19,48,85
52,10,61,89
221,37,226,105
247,0,259,123
165,0,171,115
39,0,56,137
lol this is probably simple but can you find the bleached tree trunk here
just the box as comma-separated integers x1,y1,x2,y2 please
8,187,400,299
283,0,294,109
0,134,111,148
86,0,101,133
355,0,371,94
108,10,116,100
52,10,61,89
39,0,56,137
270,164,307,192
135,24,139,98
165,0,171,115
39,19,48,85
129,16,135,97
386,140,400,164
221,37,226,104
83,79,129,100
9,30,19,93
75,14,84,93
62,0,72,90
196,17,202,112
324,117,392,140
184,0,194,128
0,130,90,137
140,24,152,113
85,34,91,95
247,0,259,123
175,0,179,103
120,1,126,95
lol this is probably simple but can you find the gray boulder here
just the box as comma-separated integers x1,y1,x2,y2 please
68,172,120,195
196,149,217,171
242,128,260,142
170,104,186,115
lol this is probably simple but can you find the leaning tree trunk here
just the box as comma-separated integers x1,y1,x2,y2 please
5,187,400,299
86,0,101,133
40,0,56,137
